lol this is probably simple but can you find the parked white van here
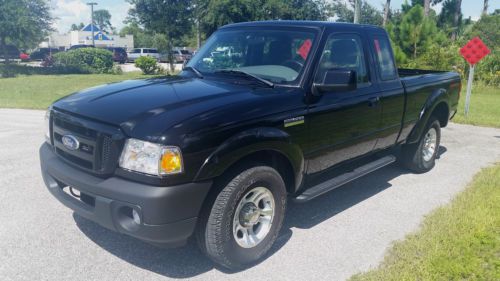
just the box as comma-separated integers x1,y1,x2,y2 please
127,48,161,62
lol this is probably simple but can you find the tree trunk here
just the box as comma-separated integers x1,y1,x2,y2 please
167,40,174,73
413,41,417,59
383,0,391,27
354,0,361,24
1,36,9,65
451,0,462,41
424,0,430,17
196,20,201,49
482,0,488,16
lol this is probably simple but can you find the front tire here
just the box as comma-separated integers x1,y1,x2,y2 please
401,117,441,173
199,166,287,269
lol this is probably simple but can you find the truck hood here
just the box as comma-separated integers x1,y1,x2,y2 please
53,76,256,139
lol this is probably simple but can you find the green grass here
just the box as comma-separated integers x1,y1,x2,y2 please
0,72,154,109
350,164,500,281
452,83,500,128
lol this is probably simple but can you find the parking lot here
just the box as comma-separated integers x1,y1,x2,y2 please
1,108,499,281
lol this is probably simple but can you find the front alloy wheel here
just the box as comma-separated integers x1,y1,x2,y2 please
233,186,275,248
199,166,286,269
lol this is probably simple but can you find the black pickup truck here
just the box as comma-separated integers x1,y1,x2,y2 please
40,21,460,269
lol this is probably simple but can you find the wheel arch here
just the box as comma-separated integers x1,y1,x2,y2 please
406,88,450,144
194,127,304,194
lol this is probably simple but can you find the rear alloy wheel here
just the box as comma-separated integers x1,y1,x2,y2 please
401,117,441,173
199,166,286,269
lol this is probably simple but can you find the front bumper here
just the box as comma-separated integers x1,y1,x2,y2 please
39,143,212,247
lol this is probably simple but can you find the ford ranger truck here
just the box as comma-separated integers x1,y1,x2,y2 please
40,21,461,269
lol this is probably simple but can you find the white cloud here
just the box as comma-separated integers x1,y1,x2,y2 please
51,0,90,33
50,0,131,33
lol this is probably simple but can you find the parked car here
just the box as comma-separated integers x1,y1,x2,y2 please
103,47,128,64
161,49,193,63
30,48,60,61
40,21,460,270
68,44,94,50
127,48,160,62
0,44,20,60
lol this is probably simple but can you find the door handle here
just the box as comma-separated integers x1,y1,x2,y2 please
368,97,380,107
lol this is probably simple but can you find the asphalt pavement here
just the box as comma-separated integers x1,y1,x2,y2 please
1,108,499,281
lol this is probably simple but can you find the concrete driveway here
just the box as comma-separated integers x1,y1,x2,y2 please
1,108,499,281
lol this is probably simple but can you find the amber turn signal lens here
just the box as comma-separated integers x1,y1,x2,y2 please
160,148,183,174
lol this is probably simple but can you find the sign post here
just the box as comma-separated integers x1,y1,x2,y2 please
464,65,474,116
459,37,490,117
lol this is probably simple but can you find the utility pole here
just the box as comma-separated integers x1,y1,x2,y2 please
87,2,98,46
354,0,361,24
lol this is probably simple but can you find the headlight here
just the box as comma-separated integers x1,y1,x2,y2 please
45,109,51,143
119,138,183,176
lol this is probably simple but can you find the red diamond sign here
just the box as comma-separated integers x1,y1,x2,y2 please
460,36,490,65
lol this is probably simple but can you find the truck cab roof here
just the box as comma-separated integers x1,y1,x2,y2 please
221,20,386,32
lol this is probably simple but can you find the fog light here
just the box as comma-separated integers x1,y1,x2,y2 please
132,209,141,225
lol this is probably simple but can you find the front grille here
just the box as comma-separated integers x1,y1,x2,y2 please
51,111,124,175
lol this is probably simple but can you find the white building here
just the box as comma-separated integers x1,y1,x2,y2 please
40,24,134,51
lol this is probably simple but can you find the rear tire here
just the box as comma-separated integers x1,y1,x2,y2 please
198,166,287,269
401,117,441,173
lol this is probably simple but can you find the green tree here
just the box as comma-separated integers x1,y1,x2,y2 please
0,0,53,63
93,9,113,33
398,5,443,59
127,0,193,71
197,0,326,37
70,23,85,31
119,23,154,48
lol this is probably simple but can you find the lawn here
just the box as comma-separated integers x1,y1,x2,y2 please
452,83,500,128
0,72,153,109
350,164,500,281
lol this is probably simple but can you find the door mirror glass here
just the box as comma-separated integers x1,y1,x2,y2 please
314,69,357,93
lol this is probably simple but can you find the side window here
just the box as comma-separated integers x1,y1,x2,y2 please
315,34,369,86
373,36,397,80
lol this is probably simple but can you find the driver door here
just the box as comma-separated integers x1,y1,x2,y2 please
306,33,382,174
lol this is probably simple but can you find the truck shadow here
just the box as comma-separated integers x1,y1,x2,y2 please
74,146,447,278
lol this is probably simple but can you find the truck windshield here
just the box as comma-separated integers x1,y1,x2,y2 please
187,29,316,84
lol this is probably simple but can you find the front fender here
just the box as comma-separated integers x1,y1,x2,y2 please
406,88,449,144
193,127,304,190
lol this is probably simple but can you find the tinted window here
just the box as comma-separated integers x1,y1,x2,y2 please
373,36,397,80
180,50,190,54
315,34,369,86
132,49,141,53
149,49,158,53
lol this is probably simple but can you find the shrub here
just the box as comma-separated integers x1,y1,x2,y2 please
0,64,91,78
53,48,114,74
134,56,160,74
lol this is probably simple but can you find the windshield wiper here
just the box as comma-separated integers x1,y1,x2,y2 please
183,66,203,78
215,69,274,88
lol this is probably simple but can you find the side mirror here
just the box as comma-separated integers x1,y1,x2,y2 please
314,69,357,94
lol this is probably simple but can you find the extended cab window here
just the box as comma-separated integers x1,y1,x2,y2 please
315,34,369,86
187,29,316,84
373,36,397,80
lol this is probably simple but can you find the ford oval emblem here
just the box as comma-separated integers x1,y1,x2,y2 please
62,135,80,151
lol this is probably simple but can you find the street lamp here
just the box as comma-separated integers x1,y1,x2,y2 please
87,2,98,46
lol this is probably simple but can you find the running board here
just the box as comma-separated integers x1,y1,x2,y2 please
294,155,396,203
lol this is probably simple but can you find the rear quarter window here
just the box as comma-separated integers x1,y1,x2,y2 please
373,36,397,80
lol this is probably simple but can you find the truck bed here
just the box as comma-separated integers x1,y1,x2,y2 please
398,68,448,77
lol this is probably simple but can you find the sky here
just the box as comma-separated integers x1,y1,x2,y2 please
50,0,499,34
